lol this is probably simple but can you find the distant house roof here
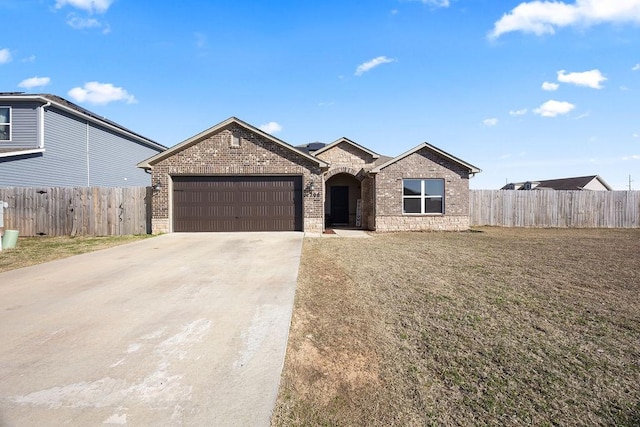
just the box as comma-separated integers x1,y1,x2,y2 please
501,175,612,191
0,92,166,152
370,142,481,175
295,142,326,154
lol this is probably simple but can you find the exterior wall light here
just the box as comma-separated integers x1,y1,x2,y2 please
305,182,316,194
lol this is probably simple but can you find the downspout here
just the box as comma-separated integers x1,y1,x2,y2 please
86,121,90,187
39,101,51,148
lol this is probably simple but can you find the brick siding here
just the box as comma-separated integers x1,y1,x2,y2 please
317,142,377,229
315,141,376,167
148,122,476,234
150,124,323,233
373,147,471,231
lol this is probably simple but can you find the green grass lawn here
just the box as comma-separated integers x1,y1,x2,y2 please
272,228,640,426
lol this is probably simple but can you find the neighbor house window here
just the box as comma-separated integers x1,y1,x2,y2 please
0,107,10,141
403,179,444,214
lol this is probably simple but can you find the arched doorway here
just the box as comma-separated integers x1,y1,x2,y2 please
325,172,362,228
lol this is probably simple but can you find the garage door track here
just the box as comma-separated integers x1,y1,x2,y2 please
0,232,303,426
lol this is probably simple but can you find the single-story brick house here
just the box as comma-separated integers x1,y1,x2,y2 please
137,117,480,234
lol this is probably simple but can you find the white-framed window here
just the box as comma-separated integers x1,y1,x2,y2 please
0,107,10,141
403,178,445,214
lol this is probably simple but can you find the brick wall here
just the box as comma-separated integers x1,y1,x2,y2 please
150,124,324,233
315,141,376,167
373,147,471,231
316,141,377,229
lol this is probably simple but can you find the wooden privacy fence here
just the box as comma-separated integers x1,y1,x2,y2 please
470,190,640,228
0,187,152,236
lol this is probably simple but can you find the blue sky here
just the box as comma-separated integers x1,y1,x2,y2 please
1,0,639,190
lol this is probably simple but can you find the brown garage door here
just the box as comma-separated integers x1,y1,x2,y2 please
173,176,303,232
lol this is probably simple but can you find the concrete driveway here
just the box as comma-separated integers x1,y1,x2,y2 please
0,232,303,426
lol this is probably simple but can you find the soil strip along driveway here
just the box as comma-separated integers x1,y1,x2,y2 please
0,232,303,426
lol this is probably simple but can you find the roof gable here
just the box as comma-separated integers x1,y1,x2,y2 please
312,137,380,159
137,117,328,169
370,142,481,174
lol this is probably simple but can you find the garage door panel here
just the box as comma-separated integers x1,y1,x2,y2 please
173,176,302,232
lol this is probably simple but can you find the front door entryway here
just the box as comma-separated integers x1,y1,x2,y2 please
330,186,349,224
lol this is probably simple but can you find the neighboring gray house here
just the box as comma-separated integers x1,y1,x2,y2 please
138,117,481,234
501,175,612,191
0,93,165,187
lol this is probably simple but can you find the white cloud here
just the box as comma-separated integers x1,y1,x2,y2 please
557,69,607,89
622,154,640,160
483,118,499,126
0,48,12,64
68,82,137,105
489,0,640,39
259,121,283,134
633,133,640,138
542,81,559,91
534,100,576,117
18,76,51,89
55,0,113,14
409,0,450,6
22,55,36,63
66,13,110,33
354,56,396,76
67,15,99,28
633,64,640,71
509,108,528,116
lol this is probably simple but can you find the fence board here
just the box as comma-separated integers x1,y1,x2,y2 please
0,187,151,236
470,190,640,228
3,188,638,235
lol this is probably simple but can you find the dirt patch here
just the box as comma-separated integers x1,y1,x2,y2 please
272,228,640,426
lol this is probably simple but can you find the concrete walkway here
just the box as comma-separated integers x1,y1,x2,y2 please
306,228,373,238
0,232,303,426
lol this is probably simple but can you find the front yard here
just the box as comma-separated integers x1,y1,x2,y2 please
272,228,640,426
0,235,152,273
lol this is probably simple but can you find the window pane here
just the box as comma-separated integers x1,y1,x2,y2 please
404,198,421,213
0,108,8,124
425,179,444,196
425,198,443,214
0,125,9,141
403,179,421,196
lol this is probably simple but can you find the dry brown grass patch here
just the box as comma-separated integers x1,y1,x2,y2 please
272,228,640,426
0,234,153,273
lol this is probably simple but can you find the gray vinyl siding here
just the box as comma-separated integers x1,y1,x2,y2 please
0,102,39,148
87,123,158,187
0,104,162,187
